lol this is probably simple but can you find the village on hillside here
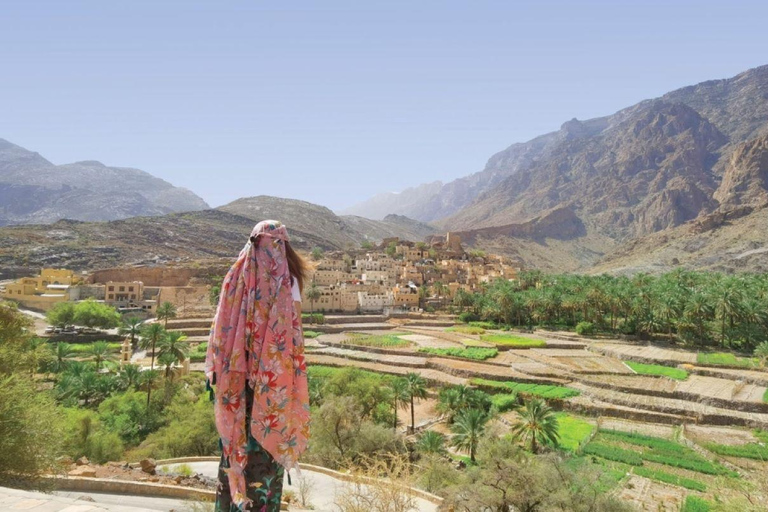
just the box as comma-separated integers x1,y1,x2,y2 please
0,232,520,318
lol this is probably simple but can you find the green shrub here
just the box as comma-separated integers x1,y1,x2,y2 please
682,496,713,512
189,342,208,362
69,342,122,354
633,467,706,491
303,330,321,338
0,376,63,486
583,442,643,466
696,352,759,368
490,393,518,412
479,334,546,347
575,321,595,336
625,361,688,380
447,325,486,335
457,312,480,323
419,347,498,360
471,378,580,399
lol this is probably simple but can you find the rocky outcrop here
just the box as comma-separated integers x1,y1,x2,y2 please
714,135,768,208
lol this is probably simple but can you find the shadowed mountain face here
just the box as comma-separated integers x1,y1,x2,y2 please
0,139,209,226
343,65,768,273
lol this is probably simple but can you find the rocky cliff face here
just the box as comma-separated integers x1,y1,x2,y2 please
714,134,768,208
0,139,209,226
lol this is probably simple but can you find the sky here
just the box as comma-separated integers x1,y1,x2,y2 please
1,1,767,211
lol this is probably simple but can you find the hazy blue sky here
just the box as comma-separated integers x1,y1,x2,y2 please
1,1,767,210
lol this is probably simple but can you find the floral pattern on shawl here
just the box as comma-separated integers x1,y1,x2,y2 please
205,220,310,510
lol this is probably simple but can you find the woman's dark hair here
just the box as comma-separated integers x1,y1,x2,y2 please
285,240,308,292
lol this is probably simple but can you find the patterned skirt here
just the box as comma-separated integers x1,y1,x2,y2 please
214,386,285,512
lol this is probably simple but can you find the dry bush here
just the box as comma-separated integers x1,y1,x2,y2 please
333,454,418,512
297,473,316,508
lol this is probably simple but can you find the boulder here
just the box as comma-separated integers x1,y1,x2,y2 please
69,466,97,477
139,458,157,475
75,456,90,466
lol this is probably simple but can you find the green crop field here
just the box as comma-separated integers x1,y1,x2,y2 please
343,333,410,348
625,361,688,380
418,347,498,360
479,334,546,348
555,414,594,452
447,325,486,335
471,378,581,399
697,352,759,368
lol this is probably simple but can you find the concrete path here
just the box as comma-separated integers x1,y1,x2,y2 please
161,462,439,512
0,486,195,511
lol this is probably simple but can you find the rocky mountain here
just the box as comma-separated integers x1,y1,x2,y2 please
344,65,768,273
0,196,438,276
0,138,209,226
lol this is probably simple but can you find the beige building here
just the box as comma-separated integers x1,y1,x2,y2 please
0,268,78,311
393,284,420,309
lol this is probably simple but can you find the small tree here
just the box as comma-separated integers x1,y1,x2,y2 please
451,408,488,463
89,341,115,371
511,398,560,453
404,372,427,434
306,282,321,322
119,316,144,351
140,323,166,407
386,241,397,257
73,300,121,329
157,331,189,364
46,301,76,328
310,247,325,261
155,302,177,328
416,430,446,455
389,377,410,431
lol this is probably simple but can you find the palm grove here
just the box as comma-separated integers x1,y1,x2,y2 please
455,270,768,356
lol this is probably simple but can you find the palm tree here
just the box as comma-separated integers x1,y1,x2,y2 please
433,281,448,309
117,363,142,390
714,282,742,347
119,316,144,351
418,285,430,310
89,341,114,371
157,331,189,363
157,351,178,381
140,323,166,407
404,372,428,434
755,342,768,368
450,408,488,463
511,398,560,453
50,342,74,375
417,430,446,455
155,301,177,329
390,378,410,431
305,282,321,322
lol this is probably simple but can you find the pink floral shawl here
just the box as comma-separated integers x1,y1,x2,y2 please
205,220,310,510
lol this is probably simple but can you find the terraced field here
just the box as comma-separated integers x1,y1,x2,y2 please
179,313,768,511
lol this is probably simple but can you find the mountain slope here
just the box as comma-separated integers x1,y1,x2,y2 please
0,196,438,275
0,139,209,225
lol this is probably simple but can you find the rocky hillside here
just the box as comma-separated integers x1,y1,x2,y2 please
0,138,209,226
0,196,437,276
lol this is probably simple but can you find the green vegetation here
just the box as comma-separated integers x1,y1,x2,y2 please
418,347,498,360
583,442,643,466
625,361,689,380
682,496,713,512
597,429,737,477
68,342,122,354
697,352,759,368
489,393,518,412
447,325,486,335
575,321,595,336
703,441,768,460
47,299,121,329
511,399,560,453
458,270,768,350
344,333,411,348
189,342,208,362
471,378,581,399
479,334,546,347
303,330,321,338
467,321,499,330
555,414,594,452
302,312,325,324
633,467,707,492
